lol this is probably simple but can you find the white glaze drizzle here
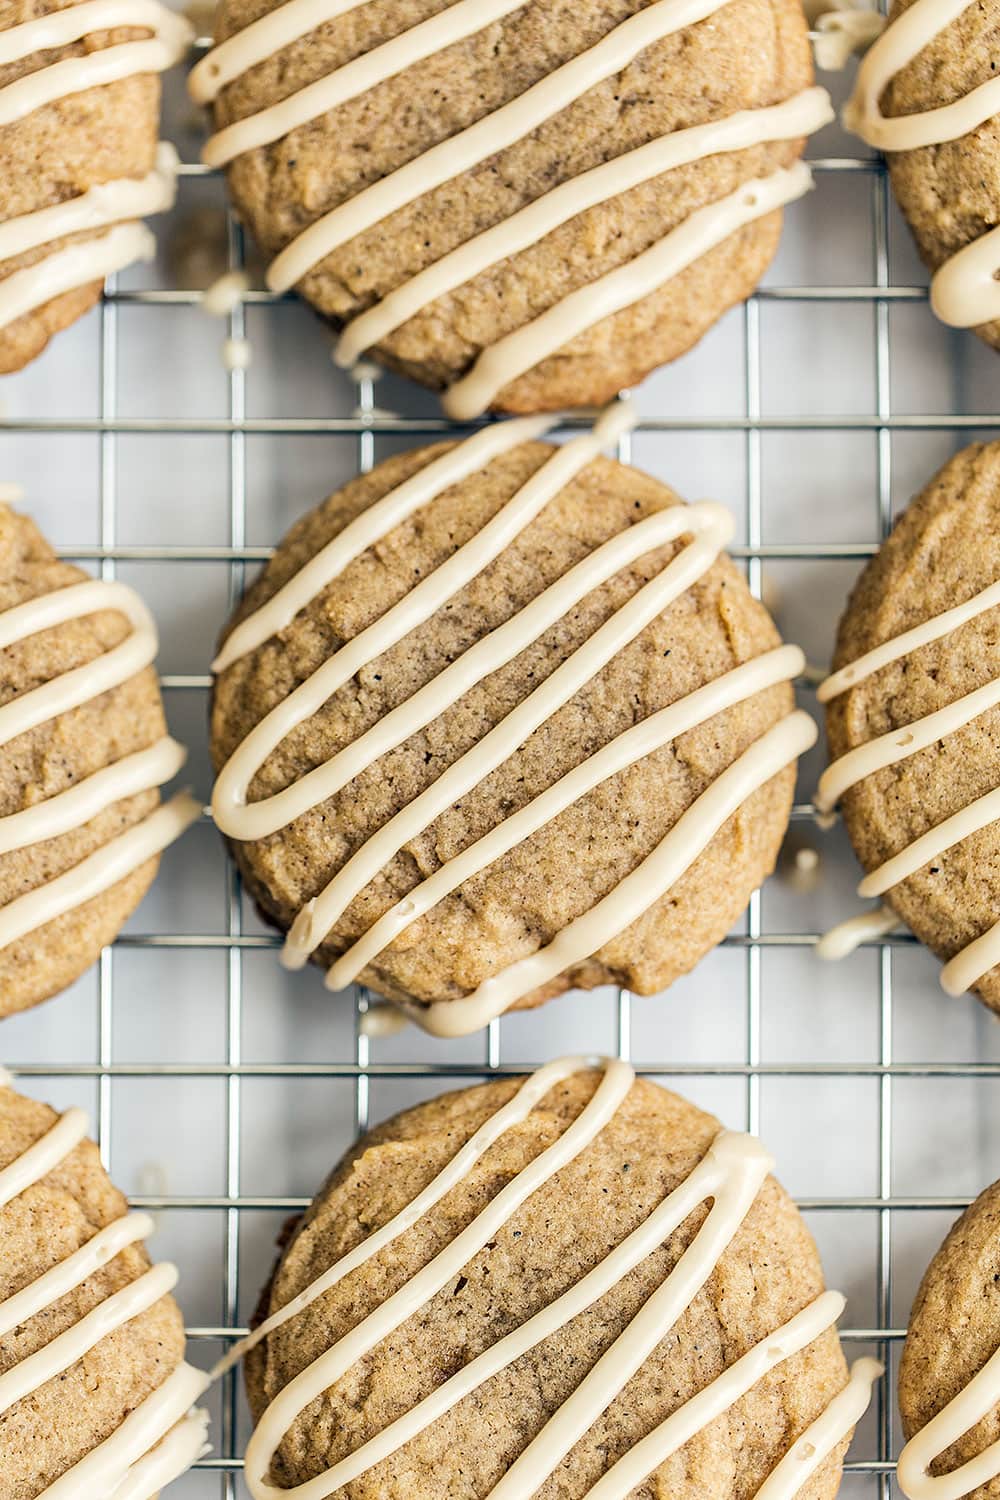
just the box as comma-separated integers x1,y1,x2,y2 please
0,791,202,952
266,495,739,874
260,0,777,293
0,136,178,332
0,1104,89,1206
202,0,721,172
374,713,815,1037
930,225,1000,331
236,1056,869,1500
0,3,190,338
0,222,156,335
843,0,1000,330
325,643,806,993
754,1358,884,1500
816,674,1000,817
0,572,196,956
193,0,830,415
815,569,1000,993
0,1209,155,1337
0,144,178,272
334,88,833,372
897,1338,1000,1500
0,579,158,741
0,1262,181,1416
577,1298,852,1500
201,0,548,166
0,1089,209,1499
0,0,192,126
212,402,812,1032
211,408,558,673
0,737,186,856
213,400,632,839
188,0,370,102
858,786,1000,901
441,160,818,422
102,1398,210,1500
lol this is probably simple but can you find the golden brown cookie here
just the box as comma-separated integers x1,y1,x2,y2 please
209,417,810,1034
0,0,190,374
195,0,824,414
821,442,1000,1013
844,0,1000,350
0,1077,206,1497
0,503,197,1018
897,1178,1000,1500
243,1065,856,1499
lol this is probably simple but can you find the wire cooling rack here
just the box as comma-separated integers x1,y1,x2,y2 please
2,22,1000,1500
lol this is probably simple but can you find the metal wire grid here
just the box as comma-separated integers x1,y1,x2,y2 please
4,55,999,1495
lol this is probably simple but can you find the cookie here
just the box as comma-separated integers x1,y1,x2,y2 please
0,0,192,375
209,403,814,1036
897,1177,1000,1500
0,503,199,1018
816,442,1000,1011
236,1058,877,1500
844,0,1000,348
0,1074,208,1497
191,0,831,416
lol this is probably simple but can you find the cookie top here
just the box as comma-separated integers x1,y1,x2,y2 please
897,1178,1000,1500
821,442,1000,1010
195,0,823,414
210,411,811,1033
241,1063,857,1500
0,1078,206,1497
0,0,190,374
0,504,198,1018
844,0,1000,347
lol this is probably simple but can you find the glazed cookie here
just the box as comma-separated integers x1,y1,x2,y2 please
191,0,832,416
0,1075,208,1497
235,1059,878,1499
0,0,192,374
816,442,1000,1011
210,403,815,1036
844,0,1000,348
896,1177,1000,1499
0,503,199,1018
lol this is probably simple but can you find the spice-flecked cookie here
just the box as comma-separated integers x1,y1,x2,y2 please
896,1176,1000,1500
210,405,815,1037
0,0,192,374
816,442,1000,1011
238,1060,877,1499
0,503,199,1018
191,0,832,416
844,0,1000,347
0,1075,208,1496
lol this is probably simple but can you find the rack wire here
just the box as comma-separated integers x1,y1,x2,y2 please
3,30,1000,1498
